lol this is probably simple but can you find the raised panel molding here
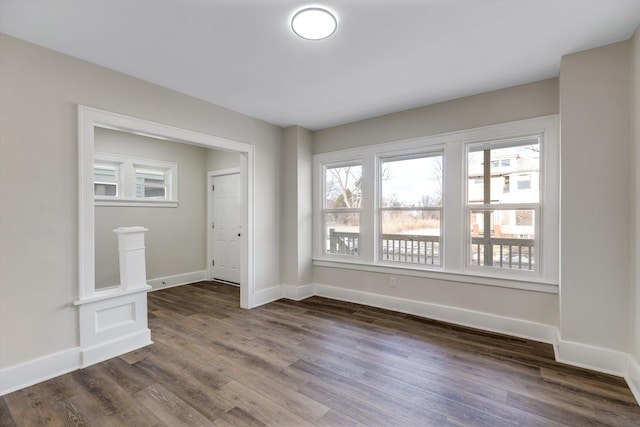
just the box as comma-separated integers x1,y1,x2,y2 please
77,290,152,368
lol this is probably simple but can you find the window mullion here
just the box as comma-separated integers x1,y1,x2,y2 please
443,141,463,270
483,149,493,266
122,163,134,199
359,152,376,263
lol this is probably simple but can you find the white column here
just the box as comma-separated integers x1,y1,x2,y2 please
114,226,149,291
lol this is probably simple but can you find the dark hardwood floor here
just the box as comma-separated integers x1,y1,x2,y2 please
2,281,640,426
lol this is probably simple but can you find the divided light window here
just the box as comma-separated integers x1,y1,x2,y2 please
379,153,443,266
94,152,177,206
313,116,558,287
135,167,167,199
466,137,540,272
94,163,119,197
324,162,362,256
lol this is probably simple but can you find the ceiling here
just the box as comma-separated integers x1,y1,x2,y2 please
1,1,639,130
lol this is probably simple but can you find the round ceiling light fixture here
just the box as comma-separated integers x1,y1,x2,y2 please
291,7,337,40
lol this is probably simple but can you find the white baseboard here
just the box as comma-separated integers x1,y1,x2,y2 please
147,270,207,291
312,284,557,344
282,284,315,301
0,347,81,397
81,330,152,368
626,356,640,405
555,335,630,377
4,281,637,406
250,285,285,308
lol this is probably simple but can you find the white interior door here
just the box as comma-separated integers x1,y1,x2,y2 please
210,173,241,284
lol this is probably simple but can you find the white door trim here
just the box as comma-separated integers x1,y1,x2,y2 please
78,105,255,309
207,168,241,283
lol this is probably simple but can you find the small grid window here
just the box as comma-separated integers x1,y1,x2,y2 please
135,167,167,199
94,163,119,197
94,153,177,206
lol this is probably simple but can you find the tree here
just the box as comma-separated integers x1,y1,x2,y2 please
327,166,362,208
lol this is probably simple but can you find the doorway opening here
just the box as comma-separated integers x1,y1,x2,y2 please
78,105,256,309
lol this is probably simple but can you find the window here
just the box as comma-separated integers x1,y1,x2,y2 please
94,153,177,206
135,167,167,199
503,175,510,193
517,174,532,190
313,116,559,289
379,153,442,265
323,162,362,256
466,138,540,271
94,163,119,197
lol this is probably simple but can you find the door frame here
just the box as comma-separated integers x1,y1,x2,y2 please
207,168,241,284
78,105,255,309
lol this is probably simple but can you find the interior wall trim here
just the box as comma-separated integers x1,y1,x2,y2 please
251,285,286,308
310,283,557,344
555,334,630,377
147,270,207,291
282,284,315,301
628,356,640,405
3,281,637,405
0,348,80,397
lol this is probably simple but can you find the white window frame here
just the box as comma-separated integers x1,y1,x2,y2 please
94,152,178,207
377,150,444,268
320,159,364,260
464,136,542,277
94,162,120,198
312,115,559,293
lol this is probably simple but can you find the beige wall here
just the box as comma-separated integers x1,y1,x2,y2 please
311,79,561,327
94,128,209,289
280,126,313,287
631,26,640,363
206,148,240,171
560,41,631,352
313,78,558,154
0,34,282,368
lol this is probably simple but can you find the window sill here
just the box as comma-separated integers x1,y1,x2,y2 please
95,198,179,208
312,258,558,294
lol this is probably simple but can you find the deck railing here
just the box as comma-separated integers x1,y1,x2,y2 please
328,230,440,265
381,234,440,265
328,230,534,270
328,229,360,255
471,237,534,270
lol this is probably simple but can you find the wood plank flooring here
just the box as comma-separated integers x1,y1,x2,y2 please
2,281,640,426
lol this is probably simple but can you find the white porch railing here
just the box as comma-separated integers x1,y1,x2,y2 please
471,237,535,270
327,230,440,265
381,234,440,265
328,230,535,270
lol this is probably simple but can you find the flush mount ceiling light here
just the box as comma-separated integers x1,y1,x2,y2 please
291,7,337,40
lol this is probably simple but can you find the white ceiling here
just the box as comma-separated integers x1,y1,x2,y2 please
1,1,639,130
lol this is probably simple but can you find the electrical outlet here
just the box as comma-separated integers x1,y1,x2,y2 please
389,276,396,288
